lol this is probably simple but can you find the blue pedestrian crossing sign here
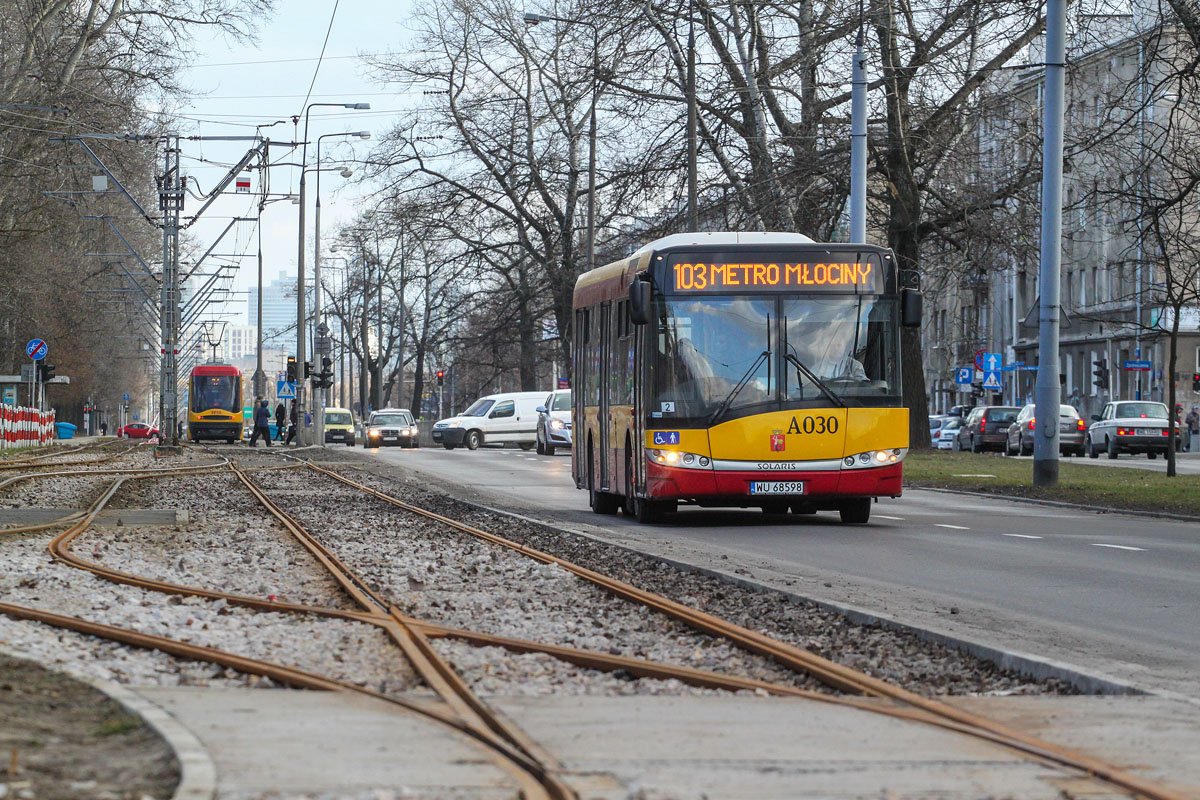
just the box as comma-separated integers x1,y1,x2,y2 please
982,352,1002,372
982,370,1002,391
276,381,296,399
955,367,973,385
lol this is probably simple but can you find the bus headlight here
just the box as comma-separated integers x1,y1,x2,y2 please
843,448,908,469
646,448,712,469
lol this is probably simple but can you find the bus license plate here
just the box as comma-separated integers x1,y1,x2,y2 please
749,481,805,495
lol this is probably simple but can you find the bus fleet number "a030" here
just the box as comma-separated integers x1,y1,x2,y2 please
787,415,839,435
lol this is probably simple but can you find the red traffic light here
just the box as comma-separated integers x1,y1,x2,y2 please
436,370,444,378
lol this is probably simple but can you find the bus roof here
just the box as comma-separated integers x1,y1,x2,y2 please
630,231,815,255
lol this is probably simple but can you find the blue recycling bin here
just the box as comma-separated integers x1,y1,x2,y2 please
55,422,77,439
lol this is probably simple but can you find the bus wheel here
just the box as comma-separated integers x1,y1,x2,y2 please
839,498,871,524
633,497,664,523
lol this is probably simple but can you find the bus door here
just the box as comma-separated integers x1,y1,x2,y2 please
572,308,588,488
598,301,612,491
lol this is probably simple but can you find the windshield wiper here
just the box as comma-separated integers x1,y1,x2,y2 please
707,349,770,427
783,316,846,408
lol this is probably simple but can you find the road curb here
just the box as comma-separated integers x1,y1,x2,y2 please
910,484,1198,522
0,646,217,800
460,501,1149,698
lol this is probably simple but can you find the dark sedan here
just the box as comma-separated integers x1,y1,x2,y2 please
1004,403,1086,456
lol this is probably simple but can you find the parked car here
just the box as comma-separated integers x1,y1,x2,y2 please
365,408,419,448
535,389,572,455
323,408,356,446
1086,400,1177,459
1004,404,1086,456
432,391,548,450
936,418,963,449
118,422,159,439
947,404,974,418
961,405,1020,452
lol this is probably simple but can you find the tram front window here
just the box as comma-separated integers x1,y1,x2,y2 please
192,376,239,413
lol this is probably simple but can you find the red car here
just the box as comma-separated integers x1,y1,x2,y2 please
117,422,159,439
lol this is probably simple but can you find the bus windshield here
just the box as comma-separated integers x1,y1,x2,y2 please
652,295,899,424
192,376,238,413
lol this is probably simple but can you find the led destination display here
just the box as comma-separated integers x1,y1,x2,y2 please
669,253,882,293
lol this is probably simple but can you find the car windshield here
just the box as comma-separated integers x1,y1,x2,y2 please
371,415,407,425
985,408,1018,423
191,375,239,413
942,419,962,430
326,412,352,425
1116,402,1168,418
1059,405,1079,418
462,398,494,417
651,294,900,424
551,393,571,411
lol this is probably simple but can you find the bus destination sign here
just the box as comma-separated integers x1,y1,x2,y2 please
669,254,881,294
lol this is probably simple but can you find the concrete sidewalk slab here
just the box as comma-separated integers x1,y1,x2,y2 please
131,686,1200,799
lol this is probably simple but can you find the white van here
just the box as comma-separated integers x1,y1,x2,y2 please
431,391,549,450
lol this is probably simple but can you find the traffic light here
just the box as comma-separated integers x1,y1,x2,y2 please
1092,358,1109,391
436,370,445,387
313,357,334,389
1193,373,1200,392
36,362,55,382
286,356,297,383
303,360,313,379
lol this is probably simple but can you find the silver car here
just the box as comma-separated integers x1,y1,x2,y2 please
535,389,572,455
936,418,963,449
1086,400,1177,459
1004,404,1086,457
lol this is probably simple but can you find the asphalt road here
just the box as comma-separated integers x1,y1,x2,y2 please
358,443,1199,698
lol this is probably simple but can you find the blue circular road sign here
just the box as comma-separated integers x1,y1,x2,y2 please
26,339,47,360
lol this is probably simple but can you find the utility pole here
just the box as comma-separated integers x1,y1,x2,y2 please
1034,0,1066,487
159,135,183,446
850,24,867,244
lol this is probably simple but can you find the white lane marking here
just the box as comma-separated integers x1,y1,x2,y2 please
1003,533,1043,539
875,514,904,520
1091,543,1147,552
935,523,969,530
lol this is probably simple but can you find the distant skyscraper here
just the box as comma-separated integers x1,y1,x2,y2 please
248,270,297,349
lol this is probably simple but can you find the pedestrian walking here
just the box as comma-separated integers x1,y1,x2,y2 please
99,421,107,436
249,399,272,447
284,400,299,445
274,402,286,440
1186,405,1199,453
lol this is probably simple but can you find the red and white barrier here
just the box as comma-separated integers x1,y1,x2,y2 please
1,405,56,449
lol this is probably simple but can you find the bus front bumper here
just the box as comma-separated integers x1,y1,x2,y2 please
644,461,903,503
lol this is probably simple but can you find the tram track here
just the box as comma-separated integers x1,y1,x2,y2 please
0,446,1190,800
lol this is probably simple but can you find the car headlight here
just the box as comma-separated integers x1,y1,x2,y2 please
842,448,907,468
448,420,460,427
368,428,380,436
550,419,565,430
646,448,711,469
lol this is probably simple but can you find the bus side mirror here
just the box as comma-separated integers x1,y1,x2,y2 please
629,278,652,325
901,287,922,328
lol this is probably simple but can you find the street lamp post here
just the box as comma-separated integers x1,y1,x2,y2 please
313,131,368,446
524,12,600,272
255,193,299,398
296,101,369,446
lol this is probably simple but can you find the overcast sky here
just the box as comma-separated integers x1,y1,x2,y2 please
173,0,418,326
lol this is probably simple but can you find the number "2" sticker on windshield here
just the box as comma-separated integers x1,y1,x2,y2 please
787,415,839,435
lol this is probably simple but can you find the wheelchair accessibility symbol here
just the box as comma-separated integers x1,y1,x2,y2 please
653,431,681,446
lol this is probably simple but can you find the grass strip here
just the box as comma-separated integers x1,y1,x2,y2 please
904,451,1200,516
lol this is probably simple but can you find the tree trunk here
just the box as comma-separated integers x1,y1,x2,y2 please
1167,311,1180,477
517,262,538,390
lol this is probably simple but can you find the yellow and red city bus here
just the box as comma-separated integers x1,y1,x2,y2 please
571,232,921,524
187,364,243,443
